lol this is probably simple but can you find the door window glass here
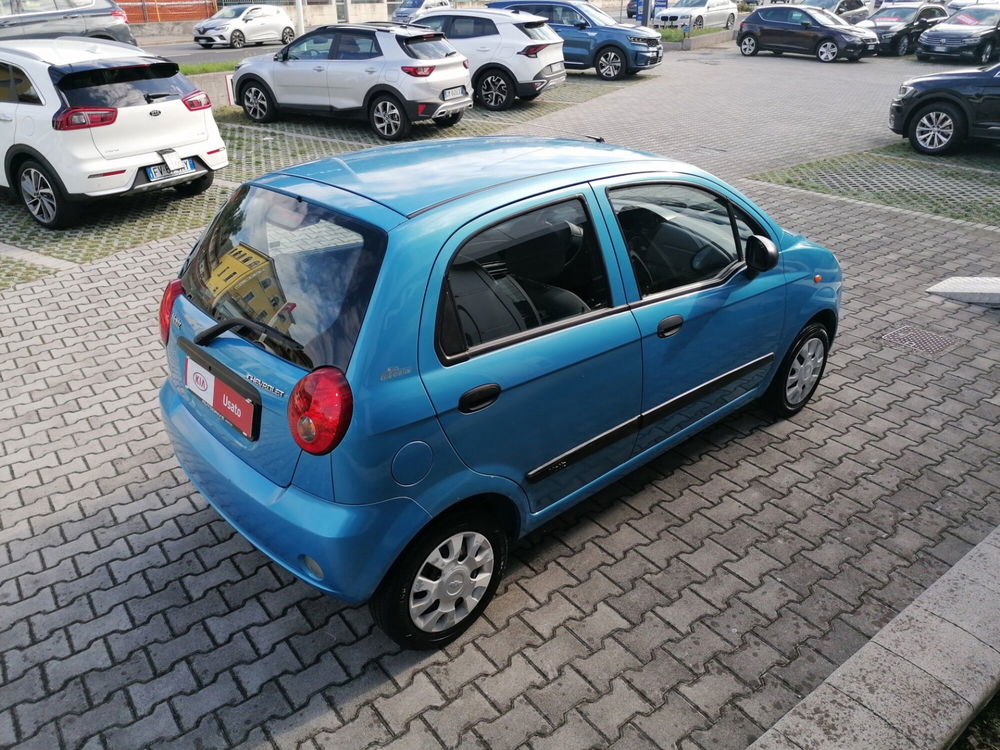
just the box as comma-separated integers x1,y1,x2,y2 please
609,183,742,297
449,16,499,37
332,31,381,59
759,7,788,21
787,7,808,23
286,31,335,59
416,14,447,30
17,0,58,12
0,64,13,103
11,65,40,104
440,198,612,355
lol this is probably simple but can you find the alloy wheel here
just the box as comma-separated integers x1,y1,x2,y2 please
896,34,909,55
281,27,294,44
231,30,245,48
741,35,757,54
479,74,509,109
784,336,825,405
693,16,703,28
817,40,838,61
980,42,993,64
243,87,268,120
914,110,954,150
597,49,623,79
20,167,57,225
408,531,495,632
373,99,402,137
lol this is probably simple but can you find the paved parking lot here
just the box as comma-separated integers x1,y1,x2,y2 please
1,47,998,750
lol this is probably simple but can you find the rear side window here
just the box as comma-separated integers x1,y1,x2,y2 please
332,31,381,59
448,16,499,37
17,0,58,12
180,186,388,371
758,7,787,20
56,63,195,107
400,33,456,58
516,21,560,39
11,65,41,104
439,198,612,357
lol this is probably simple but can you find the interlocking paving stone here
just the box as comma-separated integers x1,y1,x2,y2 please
1,47,999,750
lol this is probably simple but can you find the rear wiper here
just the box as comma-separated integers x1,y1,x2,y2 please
144,92,172,103
194,317,304,351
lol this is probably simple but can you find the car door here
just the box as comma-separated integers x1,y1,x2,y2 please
593,177,786,454
418,188,643,513
973,61,1000,132
447,15,501,74
786,7,818,50
758,7,789,48
241,7,269,41
539,4,593,65
0,64,16,188
328,30,385,110
1,0,76,39
270,30,336,108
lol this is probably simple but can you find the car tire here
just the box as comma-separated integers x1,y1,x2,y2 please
198,42,213,48
907,101,965,155
815,38,839,62
763,322,830,418
894,34,910,55
978,40,994,64
476,69,516,110
281,26,294,44
370,512,509,649
240,81,277,123
739,34,759,55
595,46,626,80
725,13,735,28
230,30,245,48
693,15,704,28
174,171,215,197
369,94,410,140
15,159,80,229
435,111,464,127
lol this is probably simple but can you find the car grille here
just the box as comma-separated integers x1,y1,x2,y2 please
634,36,661,46
921,34,965,46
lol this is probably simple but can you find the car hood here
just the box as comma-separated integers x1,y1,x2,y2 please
611,22,658,35
196,18,235,30
924,21,994,34
857,18,908,29
905,64,994,85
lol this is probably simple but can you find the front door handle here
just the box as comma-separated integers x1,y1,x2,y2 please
365,67,378,73
312,66,324,72
657,314,684,338
458,383,501,414
0,114,12,122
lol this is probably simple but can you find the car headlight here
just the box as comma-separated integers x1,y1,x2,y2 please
897,84,915,97
628,35,651,43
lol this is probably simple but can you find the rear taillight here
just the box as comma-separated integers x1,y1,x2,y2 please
183,90,212,110
53,107,117,130
159,279,183,345
111,7,127,19
401,65,435,77
288,368,353,455
518,44,549,57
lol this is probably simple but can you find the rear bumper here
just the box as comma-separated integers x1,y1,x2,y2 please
160,381,431,603
405,95,474,121
516,67,567,97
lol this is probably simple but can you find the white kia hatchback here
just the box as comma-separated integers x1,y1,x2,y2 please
413,8,566,109
0,38,228,228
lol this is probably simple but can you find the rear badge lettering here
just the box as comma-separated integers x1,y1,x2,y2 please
245,373,285,397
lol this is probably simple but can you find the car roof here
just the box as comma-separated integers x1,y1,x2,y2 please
314,21,449,36
0,37,145,65
269,137,703,219
417,7,546,20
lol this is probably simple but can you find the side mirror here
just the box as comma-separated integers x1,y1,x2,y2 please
575,20,589,28
274,49,287,61
746,235,779,275
801,20,812,28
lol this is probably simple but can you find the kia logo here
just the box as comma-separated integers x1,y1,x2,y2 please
149,110,162,117
193,372,209,391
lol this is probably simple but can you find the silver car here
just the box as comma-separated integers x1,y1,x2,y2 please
193,4,296,49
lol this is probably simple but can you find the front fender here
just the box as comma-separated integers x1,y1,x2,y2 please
780,232,842,345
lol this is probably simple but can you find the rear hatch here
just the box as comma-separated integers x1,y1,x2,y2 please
515,20,566,70
399,33,471,93
168,184,388,487
55,61,211,160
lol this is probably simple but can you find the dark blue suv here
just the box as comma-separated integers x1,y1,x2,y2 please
488,0,663,79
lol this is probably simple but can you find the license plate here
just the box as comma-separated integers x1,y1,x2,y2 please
147,159,195,181
867,44,876,49
185,357,257,439
442,86,466,101
934,45,947,52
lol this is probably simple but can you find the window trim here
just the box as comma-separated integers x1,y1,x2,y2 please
434,193,619,366
604,180,755,306
8,63,44,106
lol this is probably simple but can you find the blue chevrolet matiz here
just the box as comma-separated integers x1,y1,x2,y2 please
160,138,841,648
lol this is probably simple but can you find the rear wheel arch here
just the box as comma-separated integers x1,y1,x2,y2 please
4,146,70,198
362,83,408,113
473,62,517,89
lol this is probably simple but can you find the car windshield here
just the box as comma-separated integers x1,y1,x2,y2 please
948,7,999,24
798,0,837,8
810,7,849,25
581,3,618,24
672,0,707,8
180,186,388,370
211,5,248,18
870,6,916,19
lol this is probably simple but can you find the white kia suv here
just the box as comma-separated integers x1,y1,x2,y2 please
233,23,473,140
0,38,228,228
413,8,566,110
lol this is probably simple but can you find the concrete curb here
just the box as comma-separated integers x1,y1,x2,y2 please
749,527,1000,750
662,28,736,50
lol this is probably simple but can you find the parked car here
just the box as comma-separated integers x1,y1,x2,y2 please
654,0,738,29
875,0,945,9
738,5,880,60
627,0,668,19
233,23,472,139
0,38,227,228
193,4,296,49
413,8,565,109
158,136,842,648
392,0,450,24
946,0,993,11
487,0,662,79
793,0,869,23
916,5,1000,61
0,0,134,44
856,3,948,53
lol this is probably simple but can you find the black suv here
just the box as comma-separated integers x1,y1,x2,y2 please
0,0,135,45
738,4,879,61
856,3,948,55
915,5,1000,64
890,63,1000,153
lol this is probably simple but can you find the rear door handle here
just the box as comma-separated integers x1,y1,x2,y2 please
0,115,12,122
365,66,378,73
458,383,501,413
312,66,324,72
657,314,684,338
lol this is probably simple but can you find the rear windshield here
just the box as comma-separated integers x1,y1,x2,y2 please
180,186,388,370
57,63,194,107
516,20,561,39
400,33,456,58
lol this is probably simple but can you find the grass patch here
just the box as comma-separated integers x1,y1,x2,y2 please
0,257,52,291
660,26,726,41
180,61,237,76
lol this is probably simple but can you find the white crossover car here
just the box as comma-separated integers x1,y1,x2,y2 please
655,0,739,28
413,8,566,109
193,4,296,49
233,22,473,139
0,38,228,228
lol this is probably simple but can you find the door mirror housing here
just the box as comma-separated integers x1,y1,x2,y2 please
801,19,812,28
574,20,589,28
274,49,288,61
745,235,779,275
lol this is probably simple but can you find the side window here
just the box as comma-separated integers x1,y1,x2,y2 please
609,183,742,297
417,15,448,31
760,7,789,22
18,0,59,11
0,64,13,103
449,16,499,37
439,198,612,356
332,31,381,59
286,31,335,60
558,7,587,24
11,65,41,104
787,8,806,23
